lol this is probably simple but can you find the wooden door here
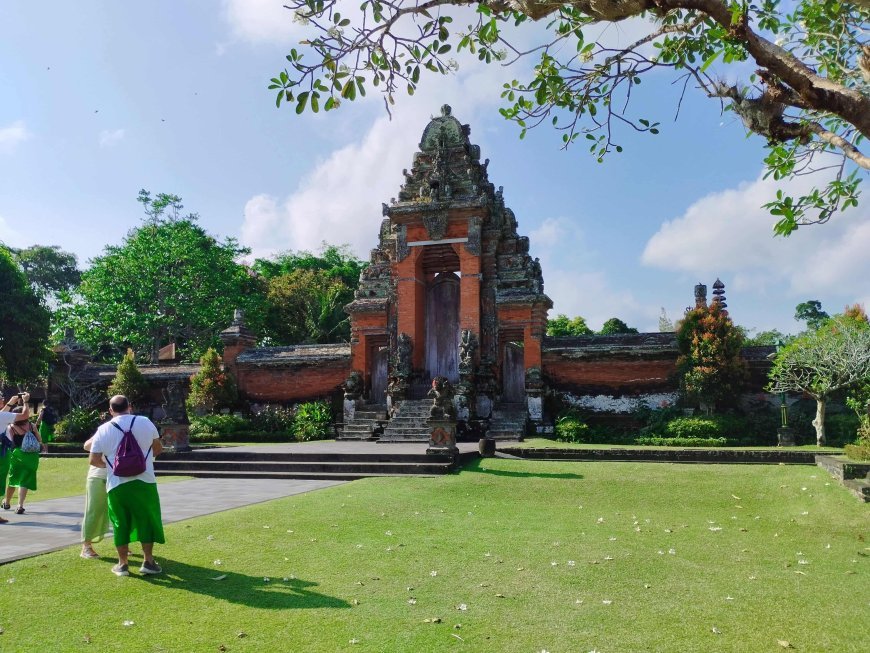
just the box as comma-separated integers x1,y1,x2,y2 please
370,346,388,404
425,272,460,383
502,342,525,402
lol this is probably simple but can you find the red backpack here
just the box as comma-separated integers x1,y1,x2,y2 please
106,416,151,477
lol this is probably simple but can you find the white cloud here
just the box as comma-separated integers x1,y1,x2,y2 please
641,170,870,300
99,128,125,148
0,120,30,153
239,56,520,258
222,0,301,44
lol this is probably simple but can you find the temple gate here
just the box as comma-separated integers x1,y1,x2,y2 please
344,105,552,435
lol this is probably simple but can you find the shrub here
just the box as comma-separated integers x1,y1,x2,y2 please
54,407,101,442
844,442,870,461
634,436,728,447
294,401,333,441
823,413,860,447
187,348,237,415
554,412,590,443
663,416,723,439
251,405,296,434
108,349,148,405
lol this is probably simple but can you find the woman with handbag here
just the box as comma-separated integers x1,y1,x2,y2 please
0,394,29,524
3,407,46,515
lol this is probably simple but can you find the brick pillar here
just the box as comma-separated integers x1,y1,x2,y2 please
219,309,256,382
396,249,425,370
458,244,481,337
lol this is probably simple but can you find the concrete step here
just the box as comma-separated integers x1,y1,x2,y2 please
158,451,448,463
154,459,452,475
155,470,444,481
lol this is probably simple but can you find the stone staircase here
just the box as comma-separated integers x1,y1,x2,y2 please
338,404,388,440
153,448,462,480
816,455,870,502
487,402,528,440
380,399,433,442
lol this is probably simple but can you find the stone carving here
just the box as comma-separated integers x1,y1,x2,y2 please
396,224,409,261
395,333,413,378
428,376,456,420
459,329,478,375
524,366,544,391
160,381,188,424
466,216,481,255
423,209,448,240
694,283,708,309
343,371,363,400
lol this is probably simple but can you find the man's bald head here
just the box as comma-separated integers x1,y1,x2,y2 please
109,395,130,415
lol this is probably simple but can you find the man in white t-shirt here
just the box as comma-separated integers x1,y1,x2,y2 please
88,394,164,577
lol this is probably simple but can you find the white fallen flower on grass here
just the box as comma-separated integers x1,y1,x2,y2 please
457,603,467,611
213,559,222,566
602,599,613,605
430,570,438,577
122,620,135,627
211,574,227,581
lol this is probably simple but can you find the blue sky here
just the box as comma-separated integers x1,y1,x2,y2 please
1,0,867,335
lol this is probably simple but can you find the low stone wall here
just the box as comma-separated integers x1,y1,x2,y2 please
500,447,817,464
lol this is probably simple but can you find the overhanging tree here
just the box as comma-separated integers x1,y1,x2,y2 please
547,313,593,336
768,314,870,445
271,1,869,235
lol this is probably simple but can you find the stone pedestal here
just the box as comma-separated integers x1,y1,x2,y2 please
427,420,458,456
478,437,495,457
527,394,542,422
777,426,796,447
159,423,191,452
343,398,357,423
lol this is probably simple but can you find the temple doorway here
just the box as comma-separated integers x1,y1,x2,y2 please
370,345,389,404
502,341,525,402
425,271,460,383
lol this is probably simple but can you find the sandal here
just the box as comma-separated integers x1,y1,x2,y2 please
16,507,25,515
1,502,9,510
80,549,99,559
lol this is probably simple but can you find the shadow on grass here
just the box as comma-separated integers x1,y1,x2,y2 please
461,458,583,480
136,558,350,610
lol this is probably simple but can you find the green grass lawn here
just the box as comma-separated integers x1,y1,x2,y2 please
1,459,867,652
11,457,190,502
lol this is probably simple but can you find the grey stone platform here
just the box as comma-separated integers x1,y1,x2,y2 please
0,477,345,565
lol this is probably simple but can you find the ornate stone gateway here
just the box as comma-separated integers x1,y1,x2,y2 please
344,105,552,438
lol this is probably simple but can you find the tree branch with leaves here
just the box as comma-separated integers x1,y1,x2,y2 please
271,0,869,235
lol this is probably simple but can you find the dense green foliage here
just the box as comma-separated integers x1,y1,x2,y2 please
186,348,238,415
55,192,266,363
598,317,638,335
272,1,869,234
0,246,51,385
546,313,593,337
554,412,590,442
9,244,81,303
53,407,101,443
743,328,791,347
676,303,747,411
255,245,365,345
188,401,333,443
794,299,830,331
107,349,148,405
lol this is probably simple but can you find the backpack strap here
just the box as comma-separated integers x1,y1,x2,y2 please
106,416,139,470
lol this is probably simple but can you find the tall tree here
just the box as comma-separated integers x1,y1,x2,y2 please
794,299,830,331
676,301,747,412
0,247,51,385
254,244,366,344
9,245,81,304
55,192,266,363
271,1,869,234
599,317,639,335
769,315,870,445
547,313,593,336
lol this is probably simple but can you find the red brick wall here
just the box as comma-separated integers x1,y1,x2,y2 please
543,355,679,394
236,361,351,403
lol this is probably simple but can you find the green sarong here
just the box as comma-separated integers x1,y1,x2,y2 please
38,421,55,444
0,453,10,495
81,476,109,543
7,449,39,491
107,480,164,547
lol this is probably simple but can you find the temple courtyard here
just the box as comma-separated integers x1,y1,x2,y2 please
0,454,867,652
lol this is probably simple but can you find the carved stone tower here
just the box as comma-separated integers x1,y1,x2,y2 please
345,105,551,422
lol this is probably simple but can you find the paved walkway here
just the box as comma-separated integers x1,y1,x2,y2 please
0,477,346,565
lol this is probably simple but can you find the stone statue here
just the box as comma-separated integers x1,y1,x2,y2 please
343,371,363,400
428,376,456,420
160,381,188,424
